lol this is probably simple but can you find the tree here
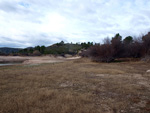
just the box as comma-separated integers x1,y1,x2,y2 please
81,42,93,49
34,45,40,51
56,41,65,46
103,37,111,45
40,45,46,54
123,36,133,44
29,48,34,53
122,36,133,57
111,33,123,58
60,41,64,45
130,39,143,58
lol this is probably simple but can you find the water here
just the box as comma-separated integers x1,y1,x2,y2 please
0,63,19,66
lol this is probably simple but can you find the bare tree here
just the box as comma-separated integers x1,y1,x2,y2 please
142,32,150,55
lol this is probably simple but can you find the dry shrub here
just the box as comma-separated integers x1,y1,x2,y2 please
89,44,115,62
32,50,41,56
142,32,150,55
85,32,150,62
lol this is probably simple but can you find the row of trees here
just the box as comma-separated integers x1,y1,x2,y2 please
18,45,46,56
84,32,150,62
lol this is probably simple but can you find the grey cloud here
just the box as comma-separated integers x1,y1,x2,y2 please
0,1,43,24
0,1,17,12
130,14,150,27
0,36,29,48
140,9,150,19
0,0,150,47
0,1,31,14
18,33,68,47
0,35,51,48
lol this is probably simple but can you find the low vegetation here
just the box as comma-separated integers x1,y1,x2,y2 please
0,58,150,113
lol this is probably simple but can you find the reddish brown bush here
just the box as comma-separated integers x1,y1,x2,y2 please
83,32,150,62
89,44,115,62
142,32,150,55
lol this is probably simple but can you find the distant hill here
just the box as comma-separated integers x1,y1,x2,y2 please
45,43,82,55
0,47,22,54
18,42,86,56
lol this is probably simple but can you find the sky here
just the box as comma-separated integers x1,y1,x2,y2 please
0,0,150,48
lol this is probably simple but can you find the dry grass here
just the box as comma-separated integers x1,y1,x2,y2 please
0,58,150,113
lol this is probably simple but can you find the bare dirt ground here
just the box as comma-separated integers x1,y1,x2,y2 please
0,56,81,64
0,58,150,113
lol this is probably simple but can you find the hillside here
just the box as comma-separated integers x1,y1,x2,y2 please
18,41,93,56
0,47,21,54
45,43,82,55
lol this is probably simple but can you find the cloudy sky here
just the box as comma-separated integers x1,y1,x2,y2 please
0,0,150,48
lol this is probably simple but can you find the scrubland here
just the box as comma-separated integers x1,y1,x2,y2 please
0,58,150,113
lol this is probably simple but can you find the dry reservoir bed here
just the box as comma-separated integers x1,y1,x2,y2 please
0,58,150,113
0,56,69,64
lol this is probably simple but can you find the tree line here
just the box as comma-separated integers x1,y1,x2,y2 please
82,32,150,62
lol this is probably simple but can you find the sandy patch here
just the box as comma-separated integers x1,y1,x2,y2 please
66,56,81,60
0,55,81,65
22,56,65,64
60,81,73,88
146,70,150,73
